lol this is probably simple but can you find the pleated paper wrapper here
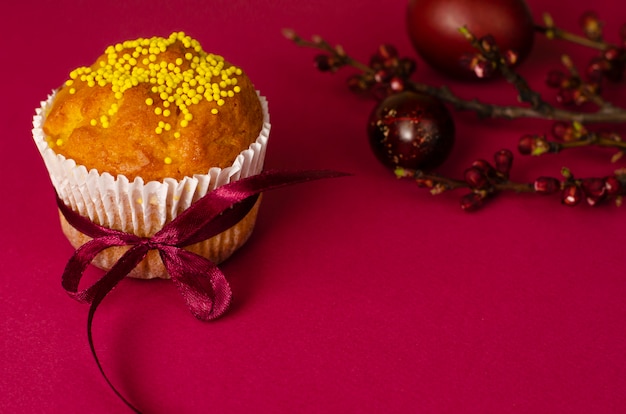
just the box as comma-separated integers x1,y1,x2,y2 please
32,91,270,279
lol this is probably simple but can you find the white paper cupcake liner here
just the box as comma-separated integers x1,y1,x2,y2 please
33,90,270,278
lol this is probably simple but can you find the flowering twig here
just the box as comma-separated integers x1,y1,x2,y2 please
395,149,625,211
283,10,626,211
283,28,626,123
518,120,626,156
537,12,613,51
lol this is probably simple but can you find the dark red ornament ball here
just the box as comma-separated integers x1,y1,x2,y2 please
367,91,455,171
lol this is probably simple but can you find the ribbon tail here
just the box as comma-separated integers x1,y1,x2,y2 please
85,244,150,414
155,169,350,247
86,299,142,413
159,246,231,321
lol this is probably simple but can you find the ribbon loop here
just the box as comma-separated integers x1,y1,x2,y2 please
159,246,231,321
62,237,145,303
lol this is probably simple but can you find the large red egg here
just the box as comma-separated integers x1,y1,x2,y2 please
407,0,535,80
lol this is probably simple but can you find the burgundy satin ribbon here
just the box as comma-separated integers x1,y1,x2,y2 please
56,169,347,412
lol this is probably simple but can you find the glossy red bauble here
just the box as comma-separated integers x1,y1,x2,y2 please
367,91,455,171
406,0,535,80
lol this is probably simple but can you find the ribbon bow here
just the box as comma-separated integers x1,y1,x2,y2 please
58,169,346,321
56,169,346,413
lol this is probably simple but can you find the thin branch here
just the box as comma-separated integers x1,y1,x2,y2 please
537,13,612,51
284,29,626,124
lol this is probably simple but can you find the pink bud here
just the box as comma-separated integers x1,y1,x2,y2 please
494,149,513,175
561,184,583,206
582,178,607,206
503,49,519,66
534,177,561,194
604,175,621,195
460,192,484,212
464,167,488,189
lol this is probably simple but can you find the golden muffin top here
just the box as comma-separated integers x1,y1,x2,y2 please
43,31,264,182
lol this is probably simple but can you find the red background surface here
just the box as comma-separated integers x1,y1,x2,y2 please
2,0,626,412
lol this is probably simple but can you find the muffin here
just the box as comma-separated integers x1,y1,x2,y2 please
33,31,270,279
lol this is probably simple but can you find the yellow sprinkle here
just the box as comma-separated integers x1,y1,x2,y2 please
60,33,249,139
137,198,143,205
155,127,163,134
164,156,173,164
56,139,64,146
174,132,181,139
